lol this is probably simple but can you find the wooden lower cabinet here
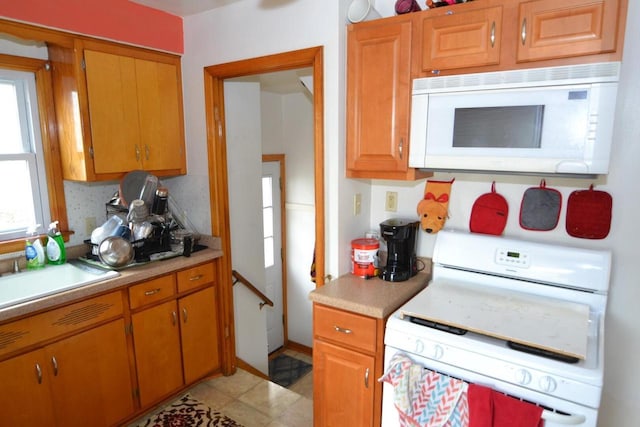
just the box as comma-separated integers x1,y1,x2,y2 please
314,340,376,426
180,286,221,384
132,299,184,408
313,304,384,427
0,318,134,427
132,264,221,408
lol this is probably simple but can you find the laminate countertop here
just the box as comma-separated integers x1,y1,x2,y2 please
309,259,432,319
0,236,223,322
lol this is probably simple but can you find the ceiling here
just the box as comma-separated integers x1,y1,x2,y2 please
129,0,240,16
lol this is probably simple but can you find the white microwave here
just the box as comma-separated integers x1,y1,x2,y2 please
408,62,620,175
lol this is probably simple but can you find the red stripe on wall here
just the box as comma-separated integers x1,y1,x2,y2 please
0,0,183,54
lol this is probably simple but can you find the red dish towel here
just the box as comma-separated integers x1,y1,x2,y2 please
468,384,544,427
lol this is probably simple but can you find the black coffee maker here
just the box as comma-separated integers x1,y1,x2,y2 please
379,218,420,282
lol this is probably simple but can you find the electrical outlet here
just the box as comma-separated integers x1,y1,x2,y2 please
85,216,97,234
353,193,362,215
385,191,398,212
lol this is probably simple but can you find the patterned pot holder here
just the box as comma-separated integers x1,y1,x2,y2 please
519,180,562,231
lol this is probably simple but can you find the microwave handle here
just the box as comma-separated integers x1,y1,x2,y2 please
521,18,527,45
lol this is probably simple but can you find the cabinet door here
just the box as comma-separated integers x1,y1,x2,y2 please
84,49,142,174
132,299,184,408
46,319,135,427
0,349,55,426
179,286,221,384
517,0,620,62
136,58,186,172
313,340,375,427
346,18,412,176
418,5,502,73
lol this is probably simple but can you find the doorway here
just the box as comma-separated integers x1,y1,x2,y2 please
204,47,324,375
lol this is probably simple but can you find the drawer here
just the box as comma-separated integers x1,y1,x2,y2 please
0,291,123,358
129,275,176,310
177,262,215,293
314,304,377,353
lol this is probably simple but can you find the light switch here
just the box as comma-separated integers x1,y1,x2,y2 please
353,193,362,215
385,192,398,212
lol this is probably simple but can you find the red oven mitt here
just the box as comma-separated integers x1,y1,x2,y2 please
470,182,508,235
566,184,612,239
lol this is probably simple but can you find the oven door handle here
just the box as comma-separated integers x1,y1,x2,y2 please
541,410,586,425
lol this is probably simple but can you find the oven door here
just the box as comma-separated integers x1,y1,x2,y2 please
381,345,599,427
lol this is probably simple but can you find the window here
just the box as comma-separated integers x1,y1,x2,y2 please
262,175,275,268
0,68,51,240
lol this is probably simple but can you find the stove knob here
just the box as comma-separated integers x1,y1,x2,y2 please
515,369,532,385
539,376,557,392
432,344,444,360
414,339,425,354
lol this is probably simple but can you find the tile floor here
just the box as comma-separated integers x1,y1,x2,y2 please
130,349,313,427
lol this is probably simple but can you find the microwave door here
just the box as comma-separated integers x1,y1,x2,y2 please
413,86,595,173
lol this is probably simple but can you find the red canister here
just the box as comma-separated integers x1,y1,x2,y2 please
351,238,379,278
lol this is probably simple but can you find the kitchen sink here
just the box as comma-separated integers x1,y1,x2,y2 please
0,262,119,310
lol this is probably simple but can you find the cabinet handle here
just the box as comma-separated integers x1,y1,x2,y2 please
135,144,141,161
521,18,527,45
51,356,58,376
182,307,188,323
144,288,161,296
490,21,496,48
35,363,43,384
399,138,404,160
172,311,178,326
334,326,352,334
189,274,204,281
145,144,150,161
364,368,370,388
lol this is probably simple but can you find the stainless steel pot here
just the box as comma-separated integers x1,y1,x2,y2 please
98,236,134,268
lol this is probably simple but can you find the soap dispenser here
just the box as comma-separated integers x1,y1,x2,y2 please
46,221,66,265
25,225,45,269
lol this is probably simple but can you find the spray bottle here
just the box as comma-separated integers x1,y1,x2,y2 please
25,225,45,269
46,221,66,265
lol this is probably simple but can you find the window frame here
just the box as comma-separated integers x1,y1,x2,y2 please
0,53,69,254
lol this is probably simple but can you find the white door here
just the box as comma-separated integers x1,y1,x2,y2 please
263,161,284,353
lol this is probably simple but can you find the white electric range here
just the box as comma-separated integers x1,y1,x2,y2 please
382,229,611,426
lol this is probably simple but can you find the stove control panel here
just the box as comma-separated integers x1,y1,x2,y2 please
495,248,531,268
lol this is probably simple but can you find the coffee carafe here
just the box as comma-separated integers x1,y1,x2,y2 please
379,218,419,282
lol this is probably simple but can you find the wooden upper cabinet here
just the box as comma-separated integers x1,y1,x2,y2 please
517,0,621,62
416,5,503,74
412,0,626,76
346,16,431,180
49,40,186,181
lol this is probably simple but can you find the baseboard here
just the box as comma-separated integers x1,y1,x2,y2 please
286,340,312,356
235,357,269,381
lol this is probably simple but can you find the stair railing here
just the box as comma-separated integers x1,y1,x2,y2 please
232,270,274,310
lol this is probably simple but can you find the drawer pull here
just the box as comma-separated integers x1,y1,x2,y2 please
36,363,43,384
365,368,370,388
144,288,162,296
51,356,58,376
334,326,352,334
189,274,204,281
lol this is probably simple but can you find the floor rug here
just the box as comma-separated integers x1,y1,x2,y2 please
135,394,243,427
269,354,312,388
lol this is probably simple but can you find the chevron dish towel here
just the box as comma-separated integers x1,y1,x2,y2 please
380,353,469,427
